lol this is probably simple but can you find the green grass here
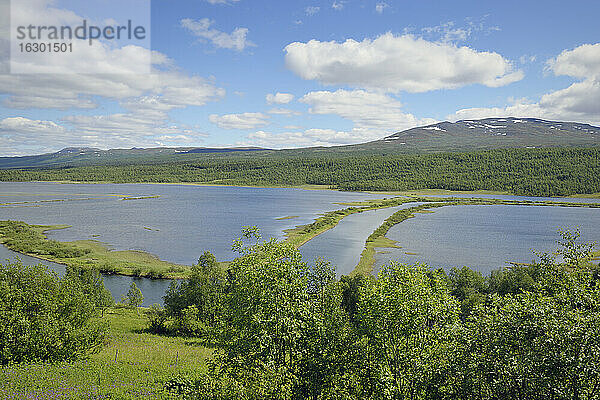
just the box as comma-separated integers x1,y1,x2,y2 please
569,192,600,199
0,220,192,279
284,196,427,248
275,215,299,220
365,189,511,197
0,307,211,399
353,236,402,277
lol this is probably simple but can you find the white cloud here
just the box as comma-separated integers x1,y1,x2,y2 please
548,43,600,79
266,92,295,104
418,17,501,45
244,89,437,149
305,6,320,16
301,89,435,133
450,43,600,125
332,1,344,10
0,117,69,156
519,55,537,64
0,113,208,156
375,2,388,14
245,128,372,148
268,108,302,116
0,0,227,155
0,67,225,110
181,18,254,51
1,117,65,135
209,112,270,130
422,21,468,43
284,33,523,93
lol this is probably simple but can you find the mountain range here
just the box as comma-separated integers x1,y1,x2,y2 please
1,117,598,169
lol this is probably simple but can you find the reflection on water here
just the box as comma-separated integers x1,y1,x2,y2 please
0,182,384,264
0,182,385,305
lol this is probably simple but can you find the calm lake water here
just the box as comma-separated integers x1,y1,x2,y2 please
0,182,384,304
1,182,599,304
375,204,600,275
301,203,425,276
0,182,385,263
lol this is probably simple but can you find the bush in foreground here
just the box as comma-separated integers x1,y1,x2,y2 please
0,261,108,364
160,228,600,399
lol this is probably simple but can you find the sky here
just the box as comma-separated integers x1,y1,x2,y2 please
0,0,599,156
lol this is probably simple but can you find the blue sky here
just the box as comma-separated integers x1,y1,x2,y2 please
0,0,599,155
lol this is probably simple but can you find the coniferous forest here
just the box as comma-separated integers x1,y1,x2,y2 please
1,147,599,197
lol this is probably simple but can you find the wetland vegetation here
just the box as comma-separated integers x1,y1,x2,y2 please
1,195,599,279
0,221,190,279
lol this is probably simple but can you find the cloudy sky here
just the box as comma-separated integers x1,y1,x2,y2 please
0,0,599,155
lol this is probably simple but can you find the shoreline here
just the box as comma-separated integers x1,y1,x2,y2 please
0,222,192,279
353,198,600,276
2,186,599,281
3,180,600,199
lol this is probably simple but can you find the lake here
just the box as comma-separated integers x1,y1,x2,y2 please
300,202,425,276
0,182,385,304
0,182,384,264
375,204,600,275
1,182,599,305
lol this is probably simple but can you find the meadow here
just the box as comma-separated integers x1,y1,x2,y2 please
0,307,210,400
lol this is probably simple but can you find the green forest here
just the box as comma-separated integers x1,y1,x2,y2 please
2,227,600,399
1,147,599,196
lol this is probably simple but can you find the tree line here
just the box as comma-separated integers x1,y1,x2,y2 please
1,147,599,196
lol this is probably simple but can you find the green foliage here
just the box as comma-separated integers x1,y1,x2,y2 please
555,227,597,267
65,265,114,313
163,227,600,399
125,281,144,309
355,263,460,398
449,266,486,319
1,307,211,399
147,304,168,334
454,279,600,399
0,260,108,364
339,273,369,322
162,251,226,335
2,147,599,196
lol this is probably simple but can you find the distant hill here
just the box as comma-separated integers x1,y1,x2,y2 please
342,117,600,153
0,118,598,169
0,146,270,169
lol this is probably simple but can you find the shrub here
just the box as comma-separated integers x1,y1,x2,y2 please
0,261,108,364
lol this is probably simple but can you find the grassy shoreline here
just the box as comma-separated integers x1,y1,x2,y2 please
22,180,335,191
2,185,599,280
7,180,600,198
0,221,192,279
283,196,428,248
